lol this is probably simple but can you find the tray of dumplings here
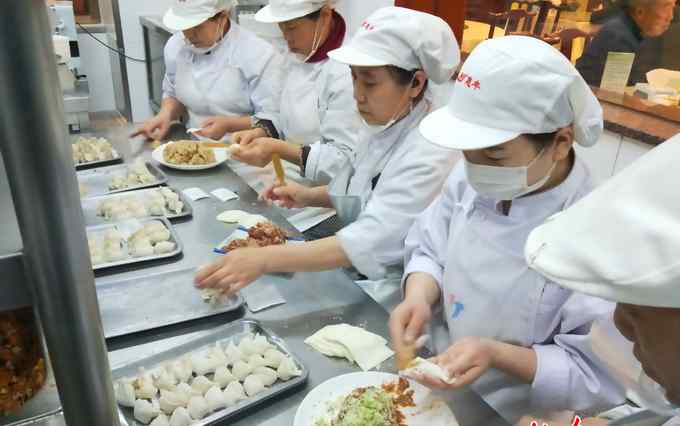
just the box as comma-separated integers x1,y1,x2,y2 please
72,136,123,169
112,319,308,426
77,159,167,198
81,186,192,225
87,217,182,270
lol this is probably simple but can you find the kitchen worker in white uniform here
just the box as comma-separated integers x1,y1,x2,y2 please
390,36,625,423
525,134,680,426
132,0,283,141
194,7,460,295
228,0,357,185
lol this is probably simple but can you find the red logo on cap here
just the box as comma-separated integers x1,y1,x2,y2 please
361,21,376,31
457,72,481,90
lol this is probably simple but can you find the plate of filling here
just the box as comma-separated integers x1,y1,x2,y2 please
152,140,231,171
214,221,304,254
294,372,458,426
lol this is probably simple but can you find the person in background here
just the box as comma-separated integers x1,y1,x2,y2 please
194,7,459,297
390,36,625,423
229,0,357,185
524,134,680,426
132,0,283,141
576,0,675,87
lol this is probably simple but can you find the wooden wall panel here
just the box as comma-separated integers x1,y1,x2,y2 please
395,0,466,43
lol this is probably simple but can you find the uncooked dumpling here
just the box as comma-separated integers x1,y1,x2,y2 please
153,241,176,255
171,357,192,383
399,357,457,384
135,368,159,400
149,414,170,426
225,341,246,365
169,407,192,426
252,334,274,353
213,366,235,388
223,381,246,406
134,398,160,424
175,382,201,399
114,378,136,407
277,357,302,381
149,228,171,243
159,389,188,415
231,360,252,382
131,238,155,258
207,342,228,367
152,364,177,391
191,375,215,395
187,396,209,420
243,375,265,397
247,353,267,369
191,351,217,376
262,348,285,369
253,366,277,387
238,334,259,356
205,386,227,412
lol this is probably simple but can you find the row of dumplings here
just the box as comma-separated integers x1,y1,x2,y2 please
96,188,184,222
72,137,116,164
114,333,302,425
88,221,176,265
109,159,157,190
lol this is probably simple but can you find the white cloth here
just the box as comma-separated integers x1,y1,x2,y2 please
526,135,680,308
276,55,358,184
333,99,458,280
403,157,625,422
420,35,603,151
162,22,283,130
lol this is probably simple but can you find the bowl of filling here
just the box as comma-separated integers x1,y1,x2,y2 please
152,140,231,171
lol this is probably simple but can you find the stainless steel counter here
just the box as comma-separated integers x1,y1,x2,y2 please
23,123,507,426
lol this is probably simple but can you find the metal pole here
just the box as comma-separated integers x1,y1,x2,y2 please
0,2,120,425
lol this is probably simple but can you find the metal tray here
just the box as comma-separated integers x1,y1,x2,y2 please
87,217,182,271
97,267,244,338
77,162,167,198
81,186,193,225
73,148,123,170
112,320,309,426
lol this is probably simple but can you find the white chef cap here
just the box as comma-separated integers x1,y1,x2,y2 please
420,36,603,150
328,7,460,85
163,0,235,31
255,0,338,23
525,134,680,308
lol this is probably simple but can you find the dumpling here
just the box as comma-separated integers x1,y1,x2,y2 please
238,334,258,356
131,239,155,258
247,353,267,369
149,414,170,426
191,351,219,376
134,368,159,400
243,375,265,397
149,228,171,243
253,366,277,387
213,366,235,388
207,342,228,366
224,341,246,365
231,360,252,382
252,334,274,353
104,245,127,262
159,389,188,415
262,348,285,369
187,396,209,420
205,386,227,412
170,357,192,383
223,381,247,406
175,382,201,398
114,378,136,407
169,407,192,426
148,200,165,216
277,357,302,381
134,399,160,424
191,375,215,395
167,200,184,215
154,241,176,255
161,187,178,201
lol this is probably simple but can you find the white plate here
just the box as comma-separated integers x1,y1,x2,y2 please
294,372,458,426
152,142,229,171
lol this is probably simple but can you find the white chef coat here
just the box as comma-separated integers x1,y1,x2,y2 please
404,157,625,422
277,55,357,184
162,21,283,130
332,97,458,281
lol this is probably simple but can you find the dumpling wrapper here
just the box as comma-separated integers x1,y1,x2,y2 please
134,399,160,424
169,407,192,426
205,386,227,412
243,375,265,397
150,414,170,426
277,356,302,381
187,396,209,420
239,214,268,228
216,210,249,223
223,381,247,406
304,324,394,371
400,357,457,385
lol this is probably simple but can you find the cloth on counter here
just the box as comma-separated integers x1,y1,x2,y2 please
285,207,336,233
241,281,286,312
182,187,210,201
305,324,394,371
211,188,239,202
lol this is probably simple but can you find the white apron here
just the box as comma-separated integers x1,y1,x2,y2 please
440,188,547,423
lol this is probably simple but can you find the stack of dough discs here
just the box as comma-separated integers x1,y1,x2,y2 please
304,324,394,371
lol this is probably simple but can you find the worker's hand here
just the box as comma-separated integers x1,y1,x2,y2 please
131,113,171,141
415,337,499,390
231,138,281,168
389,295,432,362
232,128,267,146
196,116,237,140
194,248,266,296
260,181,311,209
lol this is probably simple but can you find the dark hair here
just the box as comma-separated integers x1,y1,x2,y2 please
304,9,322,21
386,66,428,103
525,131,558,152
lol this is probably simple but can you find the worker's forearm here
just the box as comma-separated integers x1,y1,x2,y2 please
159,97,185,121
305,185,333,208
490,342,537,384
262,236,352,273
404,273,442,305
230,116,253,133
276,142,303,167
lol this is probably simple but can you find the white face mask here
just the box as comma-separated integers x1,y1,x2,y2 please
591,317,680,417
359,75,416,137
464,145,555,201
185,17,226,55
